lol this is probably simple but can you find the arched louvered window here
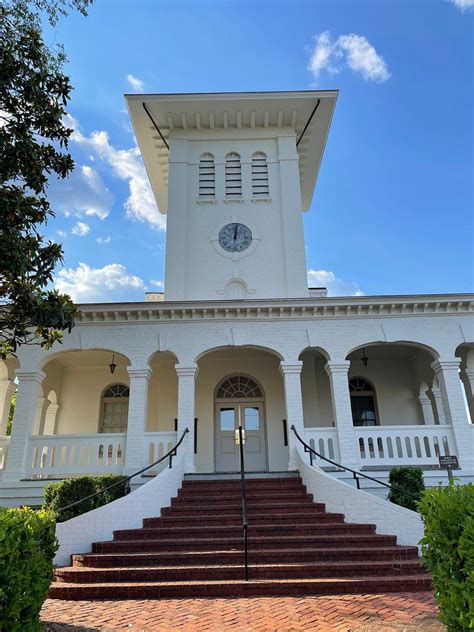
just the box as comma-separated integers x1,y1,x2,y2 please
349,378,378,427
216,375,262,399
100,384,129,433
225,152,242,198
252,152,269,197
198,153,215,198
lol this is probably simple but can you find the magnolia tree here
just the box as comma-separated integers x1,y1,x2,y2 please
0,0,93,359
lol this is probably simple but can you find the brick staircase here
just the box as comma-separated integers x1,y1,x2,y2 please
50,475,430,599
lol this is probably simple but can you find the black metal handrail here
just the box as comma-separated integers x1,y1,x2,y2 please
56,428,189,516
238,425,249,581
290,425,421,503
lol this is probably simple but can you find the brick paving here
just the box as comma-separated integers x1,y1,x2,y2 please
41,592,444,631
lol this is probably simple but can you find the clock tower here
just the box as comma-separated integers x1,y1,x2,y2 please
126,91,337,301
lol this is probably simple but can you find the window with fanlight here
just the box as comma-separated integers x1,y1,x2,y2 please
99,384,129,433
216,375,262,399
349,377,378,426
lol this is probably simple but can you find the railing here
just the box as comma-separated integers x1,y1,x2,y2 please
355,425,455,467
25,434,126,478
0,436,10,471
304,427,340,464
145,432,178,470
237,425,249,581
291,425,421,501
56,428,189,518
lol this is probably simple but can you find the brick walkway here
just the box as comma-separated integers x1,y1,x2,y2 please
41,592,444,631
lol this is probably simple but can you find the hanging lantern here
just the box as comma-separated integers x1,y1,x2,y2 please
361,348,368,368
109,353,117,374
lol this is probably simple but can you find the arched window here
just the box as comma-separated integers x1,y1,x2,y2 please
349,378,378,427
198,153,215,198
216,375,262,399
99,384,129,433
225,152,242,198
252,152,269,197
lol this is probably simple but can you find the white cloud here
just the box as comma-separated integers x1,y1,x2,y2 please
308,31,390,83
127,74,145,92
307,269,365,297
68,116,166,231
54,263,146,303
451,0,474,9
96,236,111,244
149,279,164,288
72,221,90,236
57,230,67,239
48,163,112,220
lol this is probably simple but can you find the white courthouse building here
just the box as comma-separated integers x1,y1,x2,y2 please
1,90,473,507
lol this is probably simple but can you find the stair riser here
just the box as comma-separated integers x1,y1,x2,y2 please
163,504,325,515
49,578,432,600
93,536,398,553
56,564,425,583
181,482,305,490
170,498,315,508
74,548,420,568
113,525,374,540
144,514,344,527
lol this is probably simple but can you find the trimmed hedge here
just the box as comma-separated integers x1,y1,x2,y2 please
44,474,130,522
0,507,57,632
387,466,425,511
419,483,474,631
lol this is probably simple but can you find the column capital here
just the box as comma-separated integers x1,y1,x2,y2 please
15,370,45,384
127,366,152,380
324,361,351,376
431,359,461,374
175,363,198,378
279,361,303,376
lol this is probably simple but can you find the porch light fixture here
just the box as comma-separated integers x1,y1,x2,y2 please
109,354,117,374
361,348,368,368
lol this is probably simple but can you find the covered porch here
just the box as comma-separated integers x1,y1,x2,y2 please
0,342,473,486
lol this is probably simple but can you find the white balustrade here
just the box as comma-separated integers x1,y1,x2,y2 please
304,427,340,464
144,432,178,471
0,436,10,472
355,425,456,467
25,434,126,478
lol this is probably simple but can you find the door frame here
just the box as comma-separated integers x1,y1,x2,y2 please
213,374,269,473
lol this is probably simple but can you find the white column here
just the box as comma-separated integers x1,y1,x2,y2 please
418,394,435,425
43,402,59,435
2,370,45,481
0,380,16,435
431,386,446,425
431,359,473,470
461,368,474,423
176,364,198,473
123,367,152,475
32,397,46,435
325,361,360,469
280,361,305,470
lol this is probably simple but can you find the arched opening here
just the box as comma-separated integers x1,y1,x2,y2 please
99,384,130,433
298,347,332,427
0,356,19,437
198,152,215,198
456,343,474,423
225,152,242,198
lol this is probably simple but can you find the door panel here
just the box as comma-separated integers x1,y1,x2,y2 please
215,402,267,472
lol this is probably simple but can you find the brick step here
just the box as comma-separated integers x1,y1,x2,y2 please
49,575,432,600
144,512,344,527
181,480,304,490
169,496,315,507
162,502,325,515
113,522,371,541
55,559,426,584
73,546,420,568
92,533,397,554
176,490,311,501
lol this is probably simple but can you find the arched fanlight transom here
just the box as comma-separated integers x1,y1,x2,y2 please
216,375,262,399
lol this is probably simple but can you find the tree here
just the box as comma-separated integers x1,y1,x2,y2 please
0,0,92,359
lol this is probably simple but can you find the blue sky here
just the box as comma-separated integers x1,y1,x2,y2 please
43,0,473,303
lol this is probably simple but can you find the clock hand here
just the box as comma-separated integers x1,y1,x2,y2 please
233,224,238,245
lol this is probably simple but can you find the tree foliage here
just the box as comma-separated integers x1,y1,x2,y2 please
0,0,92,359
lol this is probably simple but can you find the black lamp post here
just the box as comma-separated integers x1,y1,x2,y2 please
109,354,117,374
361,348,368,367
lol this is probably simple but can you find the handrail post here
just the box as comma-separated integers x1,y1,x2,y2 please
238,425,249,582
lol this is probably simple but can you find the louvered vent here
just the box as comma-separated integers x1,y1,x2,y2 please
225,152,242,198
198,153,215,198
252,152,269,197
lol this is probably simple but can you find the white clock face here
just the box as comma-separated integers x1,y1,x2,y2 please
218,223,252,253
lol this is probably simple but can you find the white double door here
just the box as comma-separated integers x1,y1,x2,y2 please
215,401,267,472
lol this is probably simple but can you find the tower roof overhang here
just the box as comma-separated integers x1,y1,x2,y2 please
125,90,338,213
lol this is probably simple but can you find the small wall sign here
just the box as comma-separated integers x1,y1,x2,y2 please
439,455,459,470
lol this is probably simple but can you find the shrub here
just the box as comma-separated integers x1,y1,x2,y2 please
419,483,474,631
387,466,425,511
44,474,130,522
0,507,57,632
